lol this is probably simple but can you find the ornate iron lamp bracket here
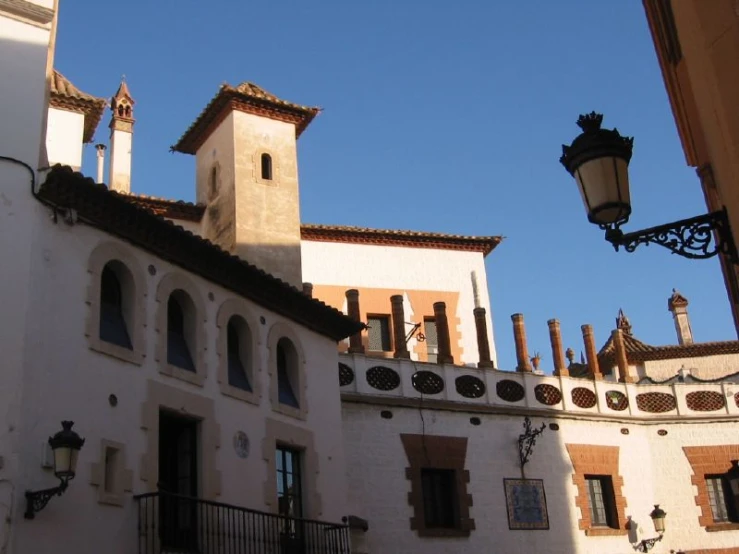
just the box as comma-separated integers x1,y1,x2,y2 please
604,209,738,263
518,416,546,468
24,478,69,519
634,534,663,552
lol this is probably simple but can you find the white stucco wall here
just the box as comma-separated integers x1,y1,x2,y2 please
45,107,84,169
301,240,496,367
640,353,739,381
9,219,351,554
109,128,132,193
342,401,739,554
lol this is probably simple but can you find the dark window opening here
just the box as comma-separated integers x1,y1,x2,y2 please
586,475,618,528
276,446,303,519
424,317,438,363
277,338,299,408
159,411,198,549
99,264,132,349
208,166,218,201
227,317,252,392
261,153,273,180
421,468,458,529
707,475,739,523
367,315,392,352
167,294,195,372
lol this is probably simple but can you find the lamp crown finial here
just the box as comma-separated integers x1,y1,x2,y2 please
576,112,604,133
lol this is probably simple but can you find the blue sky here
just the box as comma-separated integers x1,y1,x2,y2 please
55,1,735,371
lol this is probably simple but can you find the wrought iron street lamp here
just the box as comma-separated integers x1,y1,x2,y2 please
629,505,666,552
25,421,85,519
560,112,738,262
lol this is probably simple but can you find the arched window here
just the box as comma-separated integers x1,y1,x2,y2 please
277,338,299,408
99,263,132,349
167,291,196,372
261,153,273,181
227,316,252,392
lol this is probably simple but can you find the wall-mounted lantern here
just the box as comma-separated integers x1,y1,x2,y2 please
560,113,738,263
630,504,666,552
24,421,85,519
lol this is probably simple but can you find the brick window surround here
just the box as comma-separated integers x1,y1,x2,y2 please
683,445,739,531
566,444,628,536
400,434,474,537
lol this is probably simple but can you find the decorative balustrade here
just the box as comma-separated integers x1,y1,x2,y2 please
135,491,350,554
338,354,739,419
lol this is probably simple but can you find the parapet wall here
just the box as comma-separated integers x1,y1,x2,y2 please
338,353,739,420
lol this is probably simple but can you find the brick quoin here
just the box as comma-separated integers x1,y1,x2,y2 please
566,444,628,536
683,445,739,529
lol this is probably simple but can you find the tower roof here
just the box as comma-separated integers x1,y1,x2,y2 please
50,70,106,143
172,82,320,155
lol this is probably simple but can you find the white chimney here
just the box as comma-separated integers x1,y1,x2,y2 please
95,144,106,183
668,289,693,345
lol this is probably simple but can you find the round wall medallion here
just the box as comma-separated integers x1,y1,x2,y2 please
470,417,481,426
621,428,630,435
108,394,118,407
549,423,559,431
657,429,668,436
233,431,250,459
208,292,215,301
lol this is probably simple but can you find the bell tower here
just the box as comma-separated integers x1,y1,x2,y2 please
108,78,135,193
172,82,319,288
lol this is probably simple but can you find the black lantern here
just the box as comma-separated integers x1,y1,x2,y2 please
649,504,666,534
25,421,85,519
727,460,739,497
561,112,738,262
560,112,634,227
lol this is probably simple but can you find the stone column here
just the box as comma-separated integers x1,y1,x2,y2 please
433,302,454,364
474,307,494,368
548,319,568,377
302,282,313,298
346,289,364,354
581,324,603,380
511,313,532,372
391,295,410,359
613,329,636,383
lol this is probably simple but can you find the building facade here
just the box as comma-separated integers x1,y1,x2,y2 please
1,2,739,554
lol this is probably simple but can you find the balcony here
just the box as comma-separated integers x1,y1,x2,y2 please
135,491,351,554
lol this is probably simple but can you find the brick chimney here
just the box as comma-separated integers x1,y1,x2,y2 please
548,319,568,376
581,324,603,380
511,314,532,372
474,307,494,368
346,289,364,354
612,329,636,383
668,289,693,345
391,295,410,359
433,302,454,364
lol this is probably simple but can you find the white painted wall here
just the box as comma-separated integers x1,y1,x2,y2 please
46,107,84,169
9,220,351,553
640,353,739,381
302,240,497,366
342,401,739,554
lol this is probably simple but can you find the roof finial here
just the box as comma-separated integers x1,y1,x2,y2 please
616,308,633,336
121,73,126,83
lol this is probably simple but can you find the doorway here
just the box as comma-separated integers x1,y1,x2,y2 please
158,410,199,550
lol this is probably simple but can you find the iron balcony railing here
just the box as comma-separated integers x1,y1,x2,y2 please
135,491,351,554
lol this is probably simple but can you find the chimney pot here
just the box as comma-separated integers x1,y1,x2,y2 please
581,324,603,380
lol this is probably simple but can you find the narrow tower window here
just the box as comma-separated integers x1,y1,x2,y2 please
261,153,273,181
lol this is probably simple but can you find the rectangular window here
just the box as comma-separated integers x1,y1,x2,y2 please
586,476,617,528
707,475,737,523
367,315,392,352
424,318,438,363
276,446,303,519
421,468,457,529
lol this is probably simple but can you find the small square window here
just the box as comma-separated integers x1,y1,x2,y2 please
706,475,738,523
585,476,618,529
367,315,392,352
421,468,458,529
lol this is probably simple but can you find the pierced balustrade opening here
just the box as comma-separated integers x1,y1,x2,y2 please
135,491,350,554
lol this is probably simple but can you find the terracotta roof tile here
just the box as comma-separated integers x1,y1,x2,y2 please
173,82,320,155
37,166,363,341
301,224,502,256
118,197,502,256
49,70,106,143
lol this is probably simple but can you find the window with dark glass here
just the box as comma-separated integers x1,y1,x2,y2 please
707,475,738,523
367,315,392,352
421,468,457,529
167,294,195,372
277,338,299,408
99,264,132,349
586,476,617,528
227,316,251,391
261,153,273,181
276,446,302,518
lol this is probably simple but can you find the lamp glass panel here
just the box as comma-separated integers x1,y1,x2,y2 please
574,157,631,225
652,514,665,533
53,446,72,476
